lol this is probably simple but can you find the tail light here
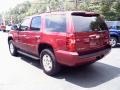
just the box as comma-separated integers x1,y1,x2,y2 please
66,33,76,52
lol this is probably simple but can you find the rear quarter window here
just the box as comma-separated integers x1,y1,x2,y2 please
72,14,108,32
45,15,66,32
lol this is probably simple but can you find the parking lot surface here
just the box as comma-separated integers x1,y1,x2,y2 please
0,32,120,90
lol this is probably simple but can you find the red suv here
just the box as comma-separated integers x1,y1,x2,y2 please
8,11,111,75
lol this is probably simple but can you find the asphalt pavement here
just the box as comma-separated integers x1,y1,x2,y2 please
0,31,120,90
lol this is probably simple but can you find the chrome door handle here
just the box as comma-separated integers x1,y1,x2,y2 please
89,34,100,39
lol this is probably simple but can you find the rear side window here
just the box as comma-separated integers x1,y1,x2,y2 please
45,15,66,32
72,13,108,32
31,16,41,31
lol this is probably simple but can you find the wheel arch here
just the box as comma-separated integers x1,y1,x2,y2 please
8,36,13,43
110,35,119,41
38,43,54,55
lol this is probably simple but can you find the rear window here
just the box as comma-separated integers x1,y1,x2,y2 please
45,15,66,32
109,26,120,30
72,13,108,32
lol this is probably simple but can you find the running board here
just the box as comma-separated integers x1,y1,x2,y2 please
18,50,40,60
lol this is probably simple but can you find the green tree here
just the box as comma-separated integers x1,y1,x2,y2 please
4,1,31,24
3,0,120,23
113,1,120,20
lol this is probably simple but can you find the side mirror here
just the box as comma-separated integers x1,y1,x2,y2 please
11,24,19,30
23,26,29,31
19,24,29,31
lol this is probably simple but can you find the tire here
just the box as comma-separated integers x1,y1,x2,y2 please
3,30,6,32
40,49,61,76
110,37,117,47
8,40,18,56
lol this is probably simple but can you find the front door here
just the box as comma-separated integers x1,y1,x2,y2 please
18,17,31,51
23,16,41,55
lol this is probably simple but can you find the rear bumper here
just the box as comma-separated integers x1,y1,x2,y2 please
55,47,111,66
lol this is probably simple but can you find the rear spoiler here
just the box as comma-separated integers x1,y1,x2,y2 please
71,12,99,17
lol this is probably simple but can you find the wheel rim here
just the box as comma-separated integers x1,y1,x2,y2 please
42,54,53,72
9,42,14,54
110,38,116,47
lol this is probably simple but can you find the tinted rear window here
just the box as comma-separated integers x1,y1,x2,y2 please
72,14,108,32
109,26,120,30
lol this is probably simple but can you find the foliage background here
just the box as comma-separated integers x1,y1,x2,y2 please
1,0,120,24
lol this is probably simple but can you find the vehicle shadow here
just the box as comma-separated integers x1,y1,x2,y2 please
19,54,41,69
56,62,120,88
19,54,120,88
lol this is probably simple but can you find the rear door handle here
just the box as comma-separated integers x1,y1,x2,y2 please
89,35,96,38
89,34,100,39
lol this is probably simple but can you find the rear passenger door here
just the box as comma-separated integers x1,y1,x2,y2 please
42,14,67,50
